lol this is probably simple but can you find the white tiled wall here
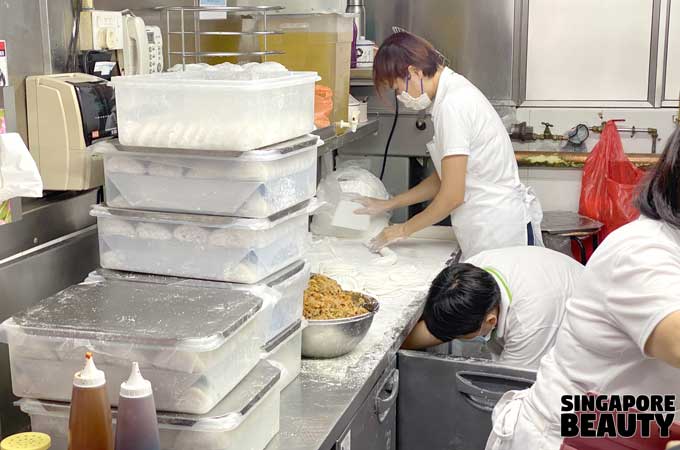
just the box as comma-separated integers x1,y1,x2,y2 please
520,168,583,213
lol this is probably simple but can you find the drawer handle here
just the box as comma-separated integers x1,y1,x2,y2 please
375,368,400,424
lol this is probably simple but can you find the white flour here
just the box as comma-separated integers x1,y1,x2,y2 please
302,237,456,387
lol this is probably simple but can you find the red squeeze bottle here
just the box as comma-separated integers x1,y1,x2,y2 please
68,352,114,450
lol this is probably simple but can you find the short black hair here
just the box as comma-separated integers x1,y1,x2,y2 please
423,263,501,342
636,127,680,229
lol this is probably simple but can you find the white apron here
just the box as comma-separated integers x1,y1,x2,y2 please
485,390,563,450
428,141,544,259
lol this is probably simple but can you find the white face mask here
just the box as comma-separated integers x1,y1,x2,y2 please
397,74,432,110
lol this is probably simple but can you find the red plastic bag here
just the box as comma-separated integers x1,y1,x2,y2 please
578,121,645,245
314,85,334,129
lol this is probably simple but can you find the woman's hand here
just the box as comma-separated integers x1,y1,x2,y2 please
354,196,394,216
368,223,409,253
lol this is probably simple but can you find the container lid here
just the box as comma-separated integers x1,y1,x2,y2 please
73,352,106,388
5,276,271,353
89,260,309,292
92,134,321,160
112,70,319,91
90,198,317,231
0,433,51,450
17,360,281,432
264,319,302,353
119,362,153,398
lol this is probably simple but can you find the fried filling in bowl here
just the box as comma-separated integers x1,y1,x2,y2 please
304,274,369,320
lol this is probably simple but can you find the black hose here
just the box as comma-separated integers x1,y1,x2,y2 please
380,92,399,180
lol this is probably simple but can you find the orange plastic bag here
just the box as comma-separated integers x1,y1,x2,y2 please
314,85,333,129
578,120,645,241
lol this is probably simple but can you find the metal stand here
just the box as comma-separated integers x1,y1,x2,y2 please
156,5,284,70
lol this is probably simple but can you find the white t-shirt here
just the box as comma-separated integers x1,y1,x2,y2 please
429,68,542,259
525,216,680,437
466,246,584,369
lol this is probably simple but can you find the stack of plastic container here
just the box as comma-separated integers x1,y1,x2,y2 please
2,67,319,450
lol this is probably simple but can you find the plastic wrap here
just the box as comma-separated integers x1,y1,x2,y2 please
92,202,314,283
94,136,319,218
2,277,277,413
312,162,391,240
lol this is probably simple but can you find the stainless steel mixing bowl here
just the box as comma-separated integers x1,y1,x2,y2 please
302,293,380,359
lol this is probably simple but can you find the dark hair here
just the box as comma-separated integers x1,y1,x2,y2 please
373,32,443,95
423,263,501,342
636,127,680,228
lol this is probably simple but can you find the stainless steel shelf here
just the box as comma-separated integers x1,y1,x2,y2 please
314,118,380,158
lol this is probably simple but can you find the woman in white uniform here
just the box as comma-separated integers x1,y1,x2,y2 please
356,32,543,259
486,129,680,450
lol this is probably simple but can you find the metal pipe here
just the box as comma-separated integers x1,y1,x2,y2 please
590,124,659,154
180,8,186,70
165,10,171,68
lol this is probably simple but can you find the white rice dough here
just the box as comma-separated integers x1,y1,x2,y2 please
136,223,173,241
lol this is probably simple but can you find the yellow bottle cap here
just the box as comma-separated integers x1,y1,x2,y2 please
0,432,51,450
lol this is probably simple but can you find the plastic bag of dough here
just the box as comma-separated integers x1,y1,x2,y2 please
0,133,43,202
311,162,391,240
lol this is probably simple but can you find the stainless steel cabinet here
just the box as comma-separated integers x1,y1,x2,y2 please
397,351,536,450
337,357,399,450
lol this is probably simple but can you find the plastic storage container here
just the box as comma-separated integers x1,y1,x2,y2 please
2,276,275,414
263,321,303,390
17,360,282,450
92,201,313,283
259,14,353,126
94,135,319,218
90,260,309,344
112,70,317,151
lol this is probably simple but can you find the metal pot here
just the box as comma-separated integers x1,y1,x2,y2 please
302,292,379,359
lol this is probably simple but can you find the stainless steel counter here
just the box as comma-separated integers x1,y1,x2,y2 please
266,233,457,450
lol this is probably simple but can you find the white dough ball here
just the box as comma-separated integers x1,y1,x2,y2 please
147,162,185,178
173,225,209,245
136,223,172,240
99,219,136,238
107,156,145,175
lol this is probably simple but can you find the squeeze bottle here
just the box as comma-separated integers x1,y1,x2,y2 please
114,362,161,450
68,352,113,450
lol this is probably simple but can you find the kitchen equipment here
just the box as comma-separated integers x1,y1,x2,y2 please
1,275,274,414
263,321,303,390
17,360,281,450
397,351,536,450
355,36,374,68
26,73,117,190
145,26,163,74
302,293,379,358
94,135,319,218
92,259,310,345
91,201,313,283
346,0,365,38
112,70,317,151
259,13,354,127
